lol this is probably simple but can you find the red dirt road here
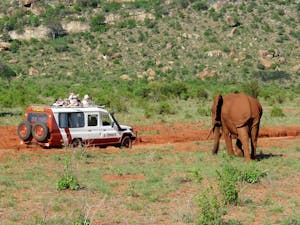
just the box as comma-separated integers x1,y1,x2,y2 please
0,123,300,150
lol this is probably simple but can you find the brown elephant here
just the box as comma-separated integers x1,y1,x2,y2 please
208,93,263,161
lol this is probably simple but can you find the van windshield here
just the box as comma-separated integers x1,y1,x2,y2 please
28,113,48,123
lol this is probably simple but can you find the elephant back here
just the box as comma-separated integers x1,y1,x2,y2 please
222,93,251,127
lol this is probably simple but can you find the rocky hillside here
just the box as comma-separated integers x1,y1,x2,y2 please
0,0,299,108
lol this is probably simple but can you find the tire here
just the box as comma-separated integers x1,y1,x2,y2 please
120,136,132,149
32,123,49,142
71,138,83,148
18,121,32,141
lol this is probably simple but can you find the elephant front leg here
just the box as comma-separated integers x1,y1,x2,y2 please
237,127,251,162
224,133,234,156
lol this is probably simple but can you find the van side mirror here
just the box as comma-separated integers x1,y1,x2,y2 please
111,122,115,127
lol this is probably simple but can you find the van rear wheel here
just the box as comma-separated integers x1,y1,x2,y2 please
32,123,49,142
120,136,132,149
18,121,32,141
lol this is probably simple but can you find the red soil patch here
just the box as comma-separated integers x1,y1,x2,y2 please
0,124,299,153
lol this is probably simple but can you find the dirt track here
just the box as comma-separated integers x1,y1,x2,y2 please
1,123,300,150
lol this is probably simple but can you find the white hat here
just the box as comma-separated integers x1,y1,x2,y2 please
83,94,90,100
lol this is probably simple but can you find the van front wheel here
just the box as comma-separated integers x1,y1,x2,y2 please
71,138,83,148
120,136,132,149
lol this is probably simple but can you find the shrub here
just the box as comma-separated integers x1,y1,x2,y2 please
192,1,209,11
90,13,106,32
241,79,261,98
0,62,17,85
102,2,122,12
239,165,267,183
216,162,239,205
216,161,267,205
157,102,175,115
50,38,69,52
57,173,80,190
253,70,291,82
196,187,224,225
177,0,190,9
45,20,66,38
57,156,80,191
270,106,285,117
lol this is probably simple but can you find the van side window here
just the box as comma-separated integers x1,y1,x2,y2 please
88,114,98,126
101,113,111,126
59,112,84,128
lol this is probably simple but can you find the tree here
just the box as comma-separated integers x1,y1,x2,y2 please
0,62,17,86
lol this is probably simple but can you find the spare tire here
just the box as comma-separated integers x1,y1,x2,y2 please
32,123,49,142
18,121,32,141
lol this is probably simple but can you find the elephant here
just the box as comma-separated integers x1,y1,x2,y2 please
207,93,263,161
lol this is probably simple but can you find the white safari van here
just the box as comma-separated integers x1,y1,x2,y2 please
18,105,136,148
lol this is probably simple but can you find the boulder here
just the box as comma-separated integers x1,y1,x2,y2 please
226,16,238,27
258,49,269,57
111,52,122,59
9,26,52,40
291,65,300,73
259,57,273,70
207,50,227,58
22,0,39,7
61,21,90,34
145,68,156,77
0,42,11,51
29,67,39,76
278,57,286,64
197,68,217,80
120,74,132,81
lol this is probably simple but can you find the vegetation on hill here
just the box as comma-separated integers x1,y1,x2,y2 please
0,0,299,114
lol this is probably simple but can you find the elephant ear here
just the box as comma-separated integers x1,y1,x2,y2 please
225,93,251,127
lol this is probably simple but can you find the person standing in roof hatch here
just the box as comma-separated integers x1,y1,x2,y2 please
82,94,90,107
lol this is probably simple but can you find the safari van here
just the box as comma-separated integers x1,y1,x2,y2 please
18,105,136,148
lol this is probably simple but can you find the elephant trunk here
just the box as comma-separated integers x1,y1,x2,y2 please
212,126,221,154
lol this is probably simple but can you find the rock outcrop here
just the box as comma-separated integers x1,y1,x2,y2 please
61,21,90,34
9,26,52,40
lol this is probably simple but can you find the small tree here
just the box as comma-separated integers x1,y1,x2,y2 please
90,13,106,32
241,79,261,98
45,20,66,39
0,62,17,86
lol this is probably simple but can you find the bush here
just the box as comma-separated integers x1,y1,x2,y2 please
216,161,267,205
216,162,239,205
270,106,285,117
90,13,106,32
57,173,80,190
50,38,69,52
253,70,291,82
192,1,209,11
157,102,175,115
241,79,261,98
57,156,80,191
45,20,66,38
196,187,224,225
239,165,267,183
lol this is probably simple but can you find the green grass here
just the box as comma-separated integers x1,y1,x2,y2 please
1,139,300,224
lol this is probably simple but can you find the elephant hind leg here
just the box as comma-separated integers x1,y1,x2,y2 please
237,127,251,162
235,139,244,157
250,125,260,159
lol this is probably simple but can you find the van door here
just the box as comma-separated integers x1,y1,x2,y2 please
84,113,101,145
98,112,120,145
